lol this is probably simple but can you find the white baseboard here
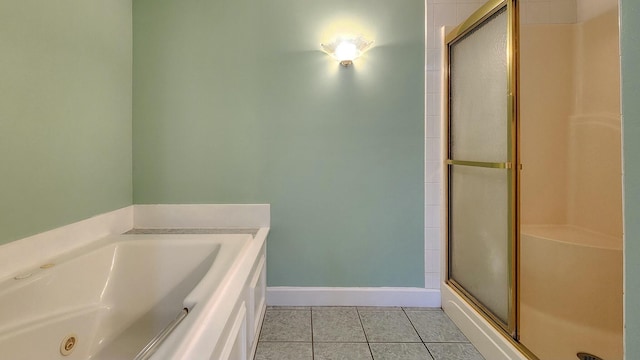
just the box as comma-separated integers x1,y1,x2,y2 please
134,204,270,229
441,285,528,360
0,206,133,281
266,287,441,307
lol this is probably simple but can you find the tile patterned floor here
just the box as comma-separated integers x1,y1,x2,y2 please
254,306,485,360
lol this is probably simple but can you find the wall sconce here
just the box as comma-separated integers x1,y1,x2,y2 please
321,36,373,67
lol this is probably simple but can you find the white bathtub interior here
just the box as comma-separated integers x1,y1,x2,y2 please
0,233,256,360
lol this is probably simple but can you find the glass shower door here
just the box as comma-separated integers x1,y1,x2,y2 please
445,0,518,334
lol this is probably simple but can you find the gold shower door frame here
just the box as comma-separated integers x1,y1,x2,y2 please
444,0,519,339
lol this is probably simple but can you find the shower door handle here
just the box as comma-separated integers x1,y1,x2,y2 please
446,159,512,169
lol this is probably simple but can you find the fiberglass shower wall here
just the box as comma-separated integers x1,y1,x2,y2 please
519,0,623,358
519,0,622,236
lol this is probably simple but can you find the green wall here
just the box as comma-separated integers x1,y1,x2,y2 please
133,0,425,287
0,0,133,245
3,0,639,351
621,0,640,356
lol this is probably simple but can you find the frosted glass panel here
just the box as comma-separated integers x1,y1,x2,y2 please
447,5,511,326
450,8,508,163
450,165,509,323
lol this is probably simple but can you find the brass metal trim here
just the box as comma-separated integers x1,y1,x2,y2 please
445,0,507,44
444,0,521,348
446,159,512,169
448,278,509,331
506,0,519,339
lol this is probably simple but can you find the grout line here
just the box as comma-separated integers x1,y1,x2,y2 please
403,307,426,343
355,307,371,343
367,342,374,360
410,308,436,360
424,342,436,360
355,307,375,359
311,341,433,344
258,340,314,342
310,308,314,360
258,307,480,359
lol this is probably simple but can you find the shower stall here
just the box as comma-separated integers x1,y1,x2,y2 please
443,0,622,359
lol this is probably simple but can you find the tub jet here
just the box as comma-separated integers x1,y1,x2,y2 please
60,334,77,356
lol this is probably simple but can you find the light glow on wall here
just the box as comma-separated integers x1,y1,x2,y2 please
321,36,373,66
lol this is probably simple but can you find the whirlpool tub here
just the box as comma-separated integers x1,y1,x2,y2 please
0,230,267,360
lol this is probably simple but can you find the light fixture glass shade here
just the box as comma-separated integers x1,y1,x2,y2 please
321,36,373,66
